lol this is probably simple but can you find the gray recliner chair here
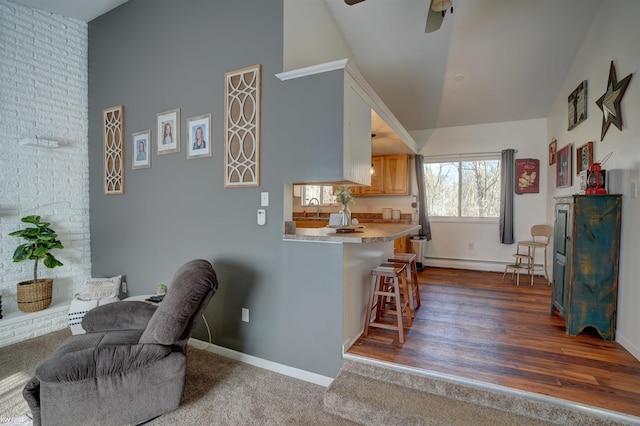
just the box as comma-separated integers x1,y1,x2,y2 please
23,259,218,426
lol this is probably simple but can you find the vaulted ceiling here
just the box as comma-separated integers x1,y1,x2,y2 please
12,0,602,135
324,0,601,131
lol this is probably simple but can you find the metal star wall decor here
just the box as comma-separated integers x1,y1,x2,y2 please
595,60,632,141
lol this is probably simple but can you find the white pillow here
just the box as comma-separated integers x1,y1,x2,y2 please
76,276,122,300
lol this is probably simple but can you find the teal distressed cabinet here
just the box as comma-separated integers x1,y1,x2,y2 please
551,195,622,340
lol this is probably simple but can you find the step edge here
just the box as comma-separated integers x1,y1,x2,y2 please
342,354,639,425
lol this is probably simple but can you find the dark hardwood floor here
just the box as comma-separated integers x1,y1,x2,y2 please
348,267,640,419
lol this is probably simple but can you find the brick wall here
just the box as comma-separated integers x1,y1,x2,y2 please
0,0,90,347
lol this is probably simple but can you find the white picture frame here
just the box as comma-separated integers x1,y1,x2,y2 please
156,108,180,155
187,113,212,159
132,130,151,169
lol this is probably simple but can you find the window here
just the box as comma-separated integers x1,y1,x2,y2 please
423,156,501,218
300,185,336,206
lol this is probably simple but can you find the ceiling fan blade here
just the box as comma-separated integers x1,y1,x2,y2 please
344,0,366,5
425,1,445,33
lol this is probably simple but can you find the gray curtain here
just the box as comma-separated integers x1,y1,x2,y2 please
414,154,432,240
499,149,515,244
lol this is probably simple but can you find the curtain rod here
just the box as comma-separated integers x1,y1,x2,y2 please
424,150,517,159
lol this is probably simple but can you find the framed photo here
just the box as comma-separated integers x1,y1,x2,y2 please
579,170,588,192
187,113,212,159
156,108,180,155
556,143,572,188
548,138,557,165
515,159,539,194
132,130,151,169
576,141,593,175
568,80,587,131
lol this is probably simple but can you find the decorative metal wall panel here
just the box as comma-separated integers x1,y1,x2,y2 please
103,105,124,194
224,64,261,187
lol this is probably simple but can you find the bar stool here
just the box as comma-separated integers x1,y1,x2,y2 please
363,262,412,343
388,253,421,314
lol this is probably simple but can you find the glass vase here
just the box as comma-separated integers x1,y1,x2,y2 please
339,203,351,226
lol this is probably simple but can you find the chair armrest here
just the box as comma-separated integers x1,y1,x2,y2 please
81,301,157,333
36,343,172,382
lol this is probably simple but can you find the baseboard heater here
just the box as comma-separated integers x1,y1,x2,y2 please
423,257,546,275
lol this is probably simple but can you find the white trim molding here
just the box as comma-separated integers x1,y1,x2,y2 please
188,338,334,387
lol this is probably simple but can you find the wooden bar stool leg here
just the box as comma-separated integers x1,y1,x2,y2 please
410,258,421,309
391,276,405,343
363,274,378,337
399,273,412,328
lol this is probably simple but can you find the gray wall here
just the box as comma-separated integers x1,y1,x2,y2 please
88,0,346,377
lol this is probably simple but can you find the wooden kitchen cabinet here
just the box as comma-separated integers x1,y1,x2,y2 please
362,156,385,196
551,195,622,340
347,186,362,196
394,235,409,253
383,154,409,195
357,154,409,197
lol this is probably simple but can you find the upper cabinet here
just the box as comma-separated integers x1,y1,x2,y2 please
354,154,409,197
362,156,384,196
342,74,371,186
383,154,409,195
276,59,418,185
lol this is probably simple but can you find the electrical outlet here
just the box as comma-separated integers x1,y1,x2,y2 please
631,181,638,198
242,308,249,322
121,279,127,293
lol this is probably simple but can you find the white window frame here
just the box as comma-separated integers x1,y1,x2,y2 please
300,185,336,207
423,153,501,223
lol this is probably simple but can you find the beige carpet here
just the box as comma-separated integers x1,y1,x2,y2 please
0,329,354,425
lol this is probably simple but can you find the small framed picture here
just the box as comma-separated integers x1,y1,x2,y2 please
548,138,557,165
156,108,180,155
515,159,539,194
576,141,593,175
579,170,588,192
556,143,572,188
187,113,212,159
568,80,587,131
132,130,151,169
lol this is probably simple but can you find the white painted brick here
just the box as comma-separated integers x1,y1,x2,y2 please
0,0,89,344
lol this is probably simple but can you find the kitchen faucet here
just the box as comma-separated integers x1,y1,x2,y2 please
308,198,321,217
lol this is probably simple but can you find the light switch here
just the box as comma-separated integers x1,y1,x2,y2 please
261,191,269,207
257,209,266,225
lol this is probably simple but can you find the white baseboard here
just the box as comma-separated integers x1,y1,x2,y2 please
616,332,640,362
188,338,334,387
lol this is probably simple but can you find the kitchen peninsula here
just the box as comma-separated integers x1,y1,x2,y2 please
283,223,420,350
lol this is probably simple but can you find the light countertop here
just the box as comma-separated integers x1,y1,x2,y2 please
283,223,420,243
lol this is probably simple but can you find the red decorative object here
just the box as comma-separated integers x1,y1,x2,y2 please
586,163,607,195
515,159,539,194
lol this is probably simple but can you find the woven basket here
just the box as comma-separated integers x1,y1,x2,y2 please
17,279,53,312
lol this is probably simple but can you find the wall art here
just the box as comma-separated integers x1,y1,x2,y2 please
568,80,587,131
132,130,151,169
187,113,212,159
515,159,539,194
595,61,632,141
548,138,557,165
556,143,572,188
156,108,180,155
224,64,261,187
103,105,124,194
575,141,593,175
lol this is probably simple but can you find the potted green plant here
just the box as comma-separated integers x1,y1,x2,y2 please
9,215,64,312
